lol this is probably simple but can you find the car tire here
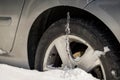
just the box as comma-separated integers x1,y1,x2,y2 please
35,19,120,80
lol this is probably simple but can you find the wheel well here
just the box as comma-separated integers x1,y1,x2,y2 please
28,6,120,69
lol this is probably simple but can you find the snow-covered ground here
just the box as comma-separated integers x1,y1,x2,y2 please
0,47,110,80
0,64,99,80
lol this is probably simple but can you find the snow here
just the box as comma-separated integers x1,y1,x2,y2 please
0,64,99,80
0,49,7,54
95,46,110,57
0,47,110,80
104,46,110,53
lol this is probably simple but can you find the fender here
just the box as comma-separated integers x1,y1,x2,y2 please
1,0,90,68
84,0,120,43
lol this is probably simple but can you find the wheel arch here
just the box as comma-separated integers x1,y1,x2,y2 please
27,6,120,69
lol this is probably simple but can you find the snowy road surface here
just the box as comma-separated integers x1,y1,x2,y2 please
0,64,99,80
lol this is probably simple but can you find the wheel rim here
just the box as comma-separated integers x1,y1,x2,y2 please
43,35,106,79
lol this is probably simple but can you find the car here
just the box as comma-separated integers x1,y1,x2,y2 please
0,0,120,80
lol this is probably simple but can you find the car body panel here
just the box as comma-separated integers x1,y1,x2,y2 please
0,0,24,53
84,0,120,42
0,0,88,68
0,0,119,68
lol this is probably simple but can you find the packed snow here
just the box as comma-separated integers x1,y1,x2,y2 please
0,47,110,80
0,64,99,80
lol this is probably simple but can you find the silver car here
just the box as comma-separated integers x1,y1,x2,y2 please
0,0,120,80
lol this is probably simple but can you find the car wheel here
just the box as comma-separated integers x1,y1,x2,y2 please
35,19,120,80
